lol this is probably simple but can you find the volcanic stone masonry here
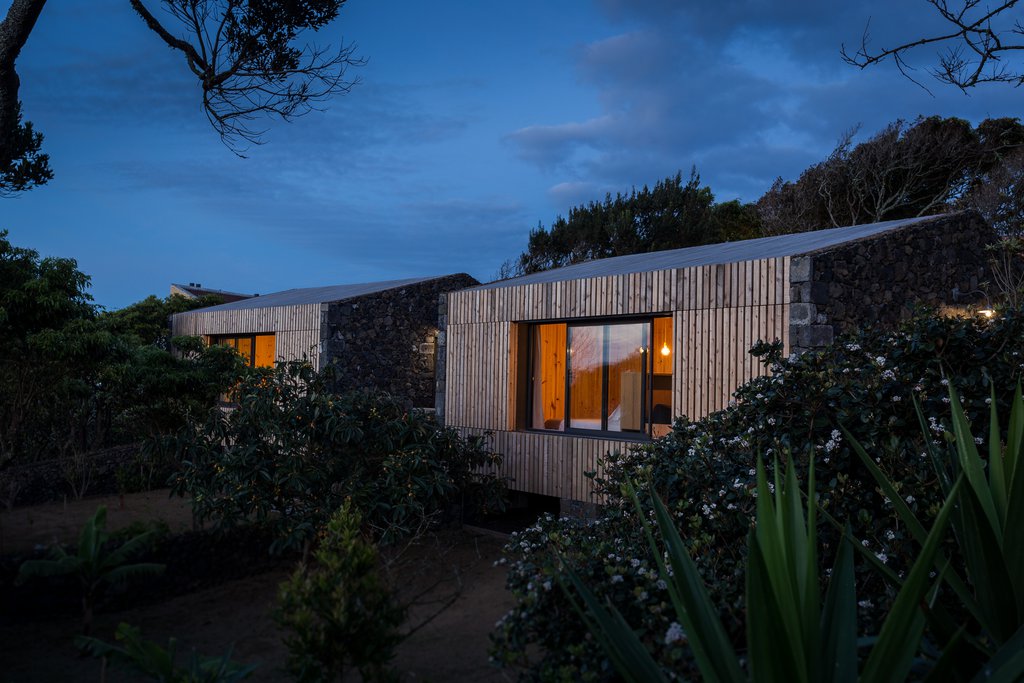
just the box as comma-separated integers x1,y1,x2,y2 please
788,211,996,355
320,273,479,408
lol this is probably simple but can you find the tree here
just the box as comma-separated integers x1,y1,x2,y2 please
756,116,1024,234
504,170,760,277
0,232,244,479
0,0,363,194
99,292,225,348
842,1,1024,93
0,0,50,194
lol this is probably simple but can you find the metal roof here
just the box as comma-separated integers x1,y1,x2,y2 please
474,214,948,290
180,276,444,313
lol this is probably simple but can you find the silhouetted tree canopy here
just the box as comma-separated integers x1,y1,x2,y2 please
756,116,1024,235
0,0,362,195
503,170,760,277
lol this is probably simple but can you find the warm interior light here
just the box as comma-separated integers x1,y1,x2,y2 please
979,309,996,319
660,342,671,357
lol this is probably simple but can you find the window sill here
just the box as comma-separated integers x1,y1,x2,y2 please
522,428,654,443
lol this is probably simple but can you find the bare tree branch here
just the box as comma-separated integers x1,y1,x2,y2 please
129,0,365,155
842,1,1024,92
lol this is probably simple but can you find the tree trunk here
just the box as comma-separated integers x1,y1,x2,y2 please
0,0,47,163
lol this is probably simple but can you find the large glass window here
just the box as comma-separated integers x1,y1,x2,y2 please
529,317,673,437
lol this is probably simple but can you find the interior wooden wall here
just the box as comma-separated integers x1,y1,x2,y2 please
170,304,322,368
444,258,791,502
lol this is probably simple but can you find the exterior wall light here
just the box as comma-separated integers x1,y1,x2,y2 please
952,287,997,319
660,342,671,356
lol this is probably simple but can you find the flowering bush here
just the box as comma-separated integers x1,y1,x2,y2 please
491,308,1024,680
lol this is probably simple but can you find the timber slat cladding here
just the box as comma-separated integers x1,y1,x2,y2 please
445,258,791,500
170,304,321,368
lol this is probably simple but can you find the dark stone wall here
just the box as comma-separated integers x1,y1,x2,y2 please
789,212,996,354
320,274,479,408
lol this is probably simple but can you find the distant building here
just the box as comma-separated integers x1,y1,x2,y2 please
170,274,478,408
169,282,255,304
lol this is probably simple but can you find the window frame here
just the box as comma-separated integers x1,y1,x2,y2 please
212,333,275,368
523,314,672,440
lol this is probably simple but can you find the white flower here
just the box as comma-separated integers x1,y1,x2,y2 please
611,574,624,584
875,356,886,366
858,599,874,609
885,530,896,541
665,622,686,645
876,552,889,564
905,495,916,504
940,378,949,386
892,395,902,402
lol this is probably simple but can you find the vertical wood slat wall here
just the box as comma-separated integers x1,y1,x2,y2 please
445,258,791,502
170,304,322,368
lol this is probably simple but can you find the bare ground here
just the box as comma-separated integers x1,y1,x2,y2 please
0,491,517,682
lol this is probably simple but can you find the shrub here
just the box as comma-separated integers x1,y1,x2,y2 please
167,360,505,554
274,501,406,682
77,621,256,682
491,308,1024,680
15,506,165,635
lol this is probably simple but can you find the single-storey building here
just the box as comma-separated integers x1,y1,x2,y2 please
170,274,478,407
438,211,995,507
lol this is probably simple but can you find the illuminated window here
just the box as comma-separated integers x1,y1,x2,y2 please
213,334,276,368
528,317,673,437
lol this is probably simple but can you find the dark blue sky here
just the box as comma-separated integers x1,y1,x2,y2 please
3,0,1020,309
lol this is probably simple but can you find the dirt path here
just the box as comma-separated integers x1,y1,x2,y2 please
0,489,195,556
0,492,518,682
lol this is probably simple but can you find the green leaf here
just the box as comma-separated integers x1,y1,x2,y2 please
562,566,668,683
627,478,744,683
861,475,963,683
747,530,805,683
819,530,857,683
948,384,1002,539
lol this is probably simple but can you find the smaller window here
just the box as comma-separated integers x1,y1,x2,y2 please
213,334,276,368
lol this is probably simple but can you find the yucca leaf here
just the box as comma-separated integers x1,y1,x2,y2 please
956,481,1019,644
747,530,806,683
948,384,1002,539
974,623,1024,682
753,458,809,674
989,384,1008,520
627,479,744,683
860,475,963,683
819,528,857,683
842,423,980,623
1002,384,1024,614
561,566,668,683
1005,383,1024,494
921,624,968,683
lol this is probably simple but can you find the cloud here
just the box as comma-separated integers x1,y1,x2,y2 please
506,0,1023,212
